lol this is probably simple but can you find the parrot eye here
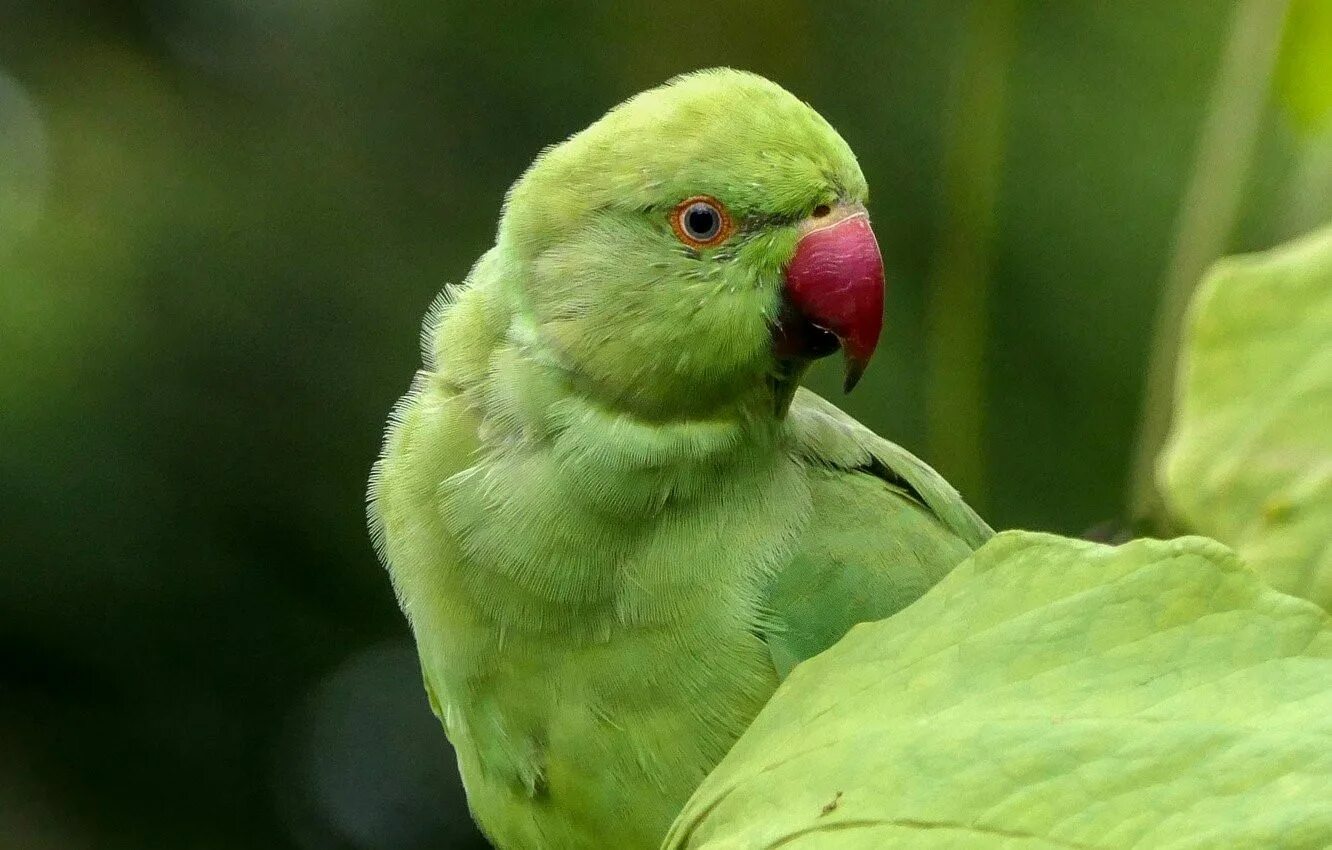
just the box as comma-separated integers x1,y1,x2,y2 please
671,196,733,248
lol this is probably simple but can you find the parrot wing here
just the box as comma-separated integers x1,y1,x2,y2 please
763,387,994,678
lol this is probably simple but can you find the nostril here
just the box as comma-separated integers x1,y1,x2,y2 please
812,204,832,218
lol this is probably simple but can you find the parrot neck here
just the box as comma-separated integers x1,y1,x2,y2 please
497,300,787,435
424,280,813,634
498,335,789,478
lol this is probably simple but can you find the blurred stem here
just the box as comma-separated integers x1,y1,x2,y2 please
1128,0,1290,526
1280,130,1332,238
924,0,1017,508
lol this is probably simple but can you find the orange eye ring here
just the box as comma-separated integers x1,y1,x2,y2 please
671,195,734,249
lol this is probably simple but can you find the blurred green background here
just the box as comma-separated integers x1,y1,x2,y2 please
3,1,1330,848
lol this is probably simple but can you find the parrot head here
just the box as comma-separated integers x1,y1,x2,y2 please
499,69,883,419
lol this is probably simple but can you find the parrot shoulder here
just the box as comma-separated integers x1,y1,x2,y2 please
786,387,992,547
762,387,994,677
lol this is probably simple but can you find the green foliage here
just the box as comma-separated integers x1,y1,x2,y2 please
664,532,1332,849
1159,224,1332,610
1276,0,1332,133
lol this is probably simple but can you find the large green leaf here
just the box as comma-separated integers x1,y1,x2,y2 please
1159,224,1332,610
664,531,1332,849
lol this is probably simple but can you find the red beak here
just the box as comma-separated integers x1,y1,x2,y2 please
776,208,885,392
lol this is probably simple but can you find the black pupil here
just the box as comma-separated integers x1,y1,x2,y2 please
685,204,720,240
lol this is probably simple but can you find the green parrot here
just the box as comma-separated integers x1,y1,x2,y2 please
369,68,991,850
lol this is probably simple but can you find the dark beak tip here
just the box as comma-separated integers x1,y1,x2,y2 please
842,359,866,393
